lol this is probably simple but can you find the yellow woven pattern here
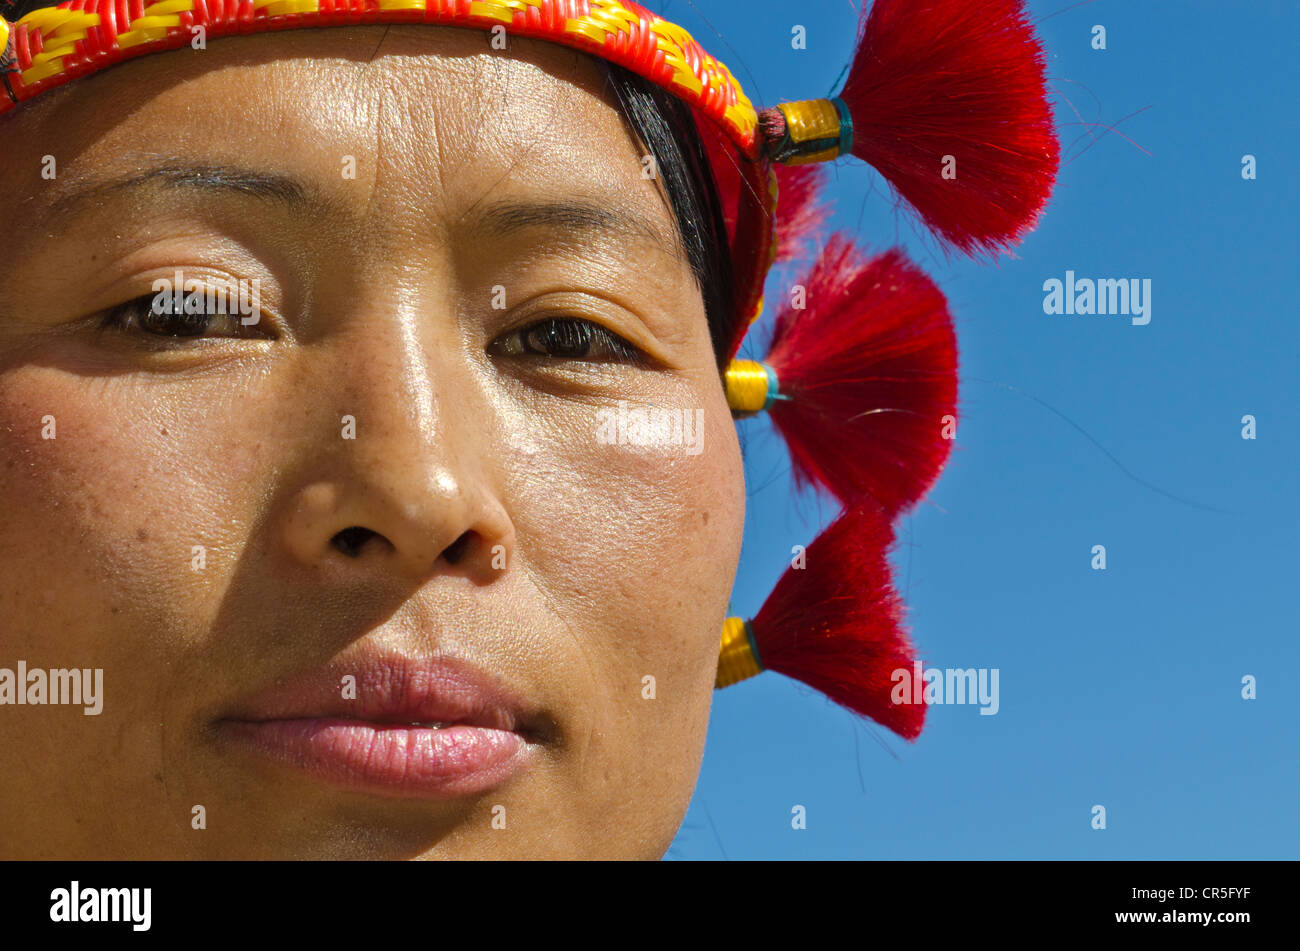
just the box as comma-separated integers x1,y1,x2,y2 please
460,0,755,142
140,0,196,14
777,98,842,166
18,9,101,85
17,6,95,32
117,0,193,50
267,0,322,12
468,0,518,23
716,617,762,688
460,0,719,109
724,359,772,415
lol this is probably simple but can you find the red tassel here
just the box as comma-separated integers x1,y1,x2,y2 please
750,499,925,740
787,0,1057,256
763,233,957,517
772,163,830,264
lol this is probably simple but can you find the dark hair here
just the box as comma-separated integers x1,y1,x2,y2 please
597,62,736,369
1,0,44,19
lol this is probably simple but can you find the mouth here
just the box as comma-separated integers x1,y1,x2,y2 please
214,651,552,799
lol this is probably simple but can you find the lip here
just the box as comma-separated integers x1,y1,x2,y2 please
214,651,551,799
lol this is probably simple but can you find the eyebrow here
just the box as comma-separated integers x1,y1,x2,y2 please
469,198,687,266
39,162,331,227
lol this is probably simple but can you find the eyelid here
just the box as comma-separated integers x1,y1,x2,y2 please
75,256,282,331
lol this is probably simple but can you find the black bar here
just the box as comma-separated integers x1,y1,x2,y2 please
0,860,1283,938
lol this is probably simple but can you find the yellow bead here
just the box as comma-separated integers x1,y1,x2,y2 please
716,617,763,688
778,98,842,144
724,359,773,416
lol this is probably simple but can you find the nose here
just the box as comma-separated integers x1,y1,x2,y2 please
276,316,513,587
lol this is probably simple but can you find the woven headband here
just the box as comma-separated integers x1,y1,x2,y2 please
0,0,1061,742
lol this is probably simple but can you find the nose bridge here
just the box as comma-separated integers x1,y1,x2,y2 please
345,304,449,462
278,290,508,582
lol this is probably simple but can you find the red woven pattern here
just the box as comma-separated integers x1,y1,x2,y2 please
2,0,759,159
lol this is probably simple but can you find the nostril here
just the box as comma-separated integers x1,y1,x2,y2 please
332,526,377,558
441,531,474,566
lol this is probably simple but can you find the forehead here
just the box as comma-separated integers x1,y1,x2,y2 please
3,25,676,249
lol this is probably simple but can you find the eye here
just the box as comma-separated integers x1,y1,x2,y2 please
99,285,270,340
493,317,645,365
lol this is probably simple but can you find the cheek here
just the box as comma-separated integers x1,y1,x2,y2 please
0,366,261,635
506,384,743,668
0,365,267,825
495,376,745,833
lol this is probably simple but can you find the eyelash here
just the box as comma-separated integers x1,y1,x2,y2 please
493,317,646,366
98,291,268,342
98,292,646,365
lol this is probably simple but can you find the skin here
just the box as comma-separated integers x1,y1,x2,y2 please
0,25,745,859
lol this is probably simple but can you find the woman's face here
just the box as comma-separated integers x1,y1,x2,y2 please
0,26,745,858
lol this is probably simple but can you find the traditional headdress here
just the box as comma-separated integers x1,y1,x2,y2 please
1,0,1059,742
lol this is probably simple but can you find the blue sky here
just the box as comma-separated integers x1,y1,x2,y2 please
658,0,1299,859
